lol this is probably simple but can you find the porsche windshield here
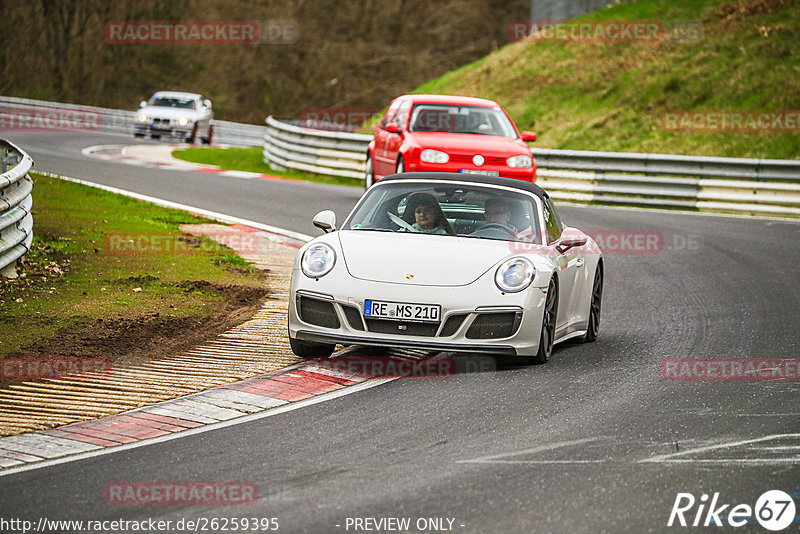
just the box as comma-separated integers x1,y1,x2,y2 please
408,104,517,137
343,182,544,244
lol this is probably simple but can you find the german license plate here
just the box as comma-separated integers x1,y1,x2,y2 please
364,299,441,323
459,169,499,176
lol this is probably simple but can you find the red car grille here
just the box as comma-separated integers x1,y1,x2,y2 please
449,154,506,166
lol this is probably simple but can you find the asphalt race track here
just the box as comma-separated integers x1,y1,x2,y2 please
2,130,799,533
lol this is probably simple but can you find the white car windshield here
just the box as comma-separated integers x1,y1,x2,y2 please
343,182,544,244
408,104,517,137
149,97,196,110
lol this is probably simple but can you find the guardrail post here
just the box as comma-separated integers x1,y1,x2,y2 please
0,261,18,279
2,152,19,173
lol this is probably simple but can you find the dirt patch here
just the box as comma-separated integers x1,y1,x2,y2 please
3,282,270,376
713,0,795,23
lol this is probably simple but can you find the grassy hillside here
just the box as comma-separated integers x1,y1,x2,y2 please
413,0,800,159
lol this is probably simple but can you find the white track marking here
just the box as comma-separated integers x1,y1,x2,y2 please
640,433,800,464
456,437,606,464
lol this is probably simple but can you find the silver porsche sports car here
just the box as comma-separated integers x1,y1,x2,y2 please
288,172,603,364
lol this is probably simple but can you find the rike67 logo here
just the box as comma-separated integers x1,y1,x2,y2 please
668,490,796,530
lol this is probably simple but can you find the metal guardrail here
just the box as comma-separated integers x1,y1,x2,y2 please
262,116,800,217
263,116,371,179
0,140,34,278
0,96,266,147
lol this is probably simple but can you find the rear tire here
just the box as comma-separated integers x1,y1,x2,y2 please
581,263,603,343
530,277,558,364
289,336,335,358
365,154,375,189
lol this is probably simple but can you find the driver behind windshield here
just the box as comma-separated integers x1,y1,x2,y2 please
482,197,514,228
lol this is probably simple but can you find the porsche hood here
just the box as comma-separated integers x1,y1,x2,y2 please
337,231,509,286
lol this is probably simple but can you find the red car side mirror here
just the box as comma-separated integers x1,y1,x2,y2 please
385,123,400,134
521,131,536,142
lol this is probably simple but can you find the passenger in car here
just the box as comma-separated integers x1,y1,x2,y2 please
404,192,456,235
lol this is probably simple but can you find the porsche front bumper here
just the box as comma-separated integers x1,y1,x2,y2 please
288,271,548,357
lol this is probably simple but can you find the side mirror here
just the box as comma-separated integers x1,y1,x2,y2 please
139,101,147,109
312,210,336,233
384,123,400,134
521,131,537,142
203,99,212,109
555,227,587,253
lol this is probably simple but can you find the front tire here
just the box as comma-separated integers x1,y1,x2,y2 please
396,157,405,174
364,154,375,189
289,336,335,358
530,277,558,364
581,263,603,343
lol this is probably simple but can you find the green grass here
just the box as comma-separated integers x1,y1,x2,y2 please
411,0,800,159
172,146,363,187
0,173,266,358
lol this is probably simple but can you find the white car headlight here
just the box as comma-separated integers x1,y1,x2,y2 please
301,244,336,278
177,117,190,126
507,155,532,168
136,113,148,122
495,257,535,293
420,149,449,163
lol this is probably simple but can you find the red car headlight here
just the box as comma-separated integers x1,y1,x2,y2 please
420,149,449,164
507,155,532,168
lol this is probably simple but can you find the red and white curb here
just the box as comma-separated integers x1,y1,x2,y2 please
82,143,295,182
0,362,394,473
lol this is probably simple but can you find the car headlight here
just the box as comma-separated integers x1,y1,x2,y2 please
495,257,535,293
420,149,449,164
136,113,148,122
301,244,336,278
177,117,190,126
507,155,532,168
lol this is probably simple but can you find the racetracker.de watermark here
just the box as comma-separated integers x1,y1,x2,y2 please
103,20,298,45
661,358,800,381
1,357,112,381
307,356,458,379
662,110,800,133
300,108,383,132
104,482,259,506
104,232,262,256
507,230,702,255
508,20,704,43
0,107,101,132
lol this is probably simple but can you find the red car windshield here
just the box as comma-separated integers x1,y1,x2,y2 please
408,104,517,138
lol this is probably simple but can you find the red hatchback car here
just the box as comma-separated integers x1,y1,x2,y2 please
365,94,537,188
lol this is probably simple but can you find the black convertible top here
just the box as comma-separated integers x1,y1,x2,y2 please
379,172,547,200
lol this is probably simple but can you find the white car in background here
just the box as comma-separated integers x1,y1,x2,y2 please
134,91,214,143
288,172,604,364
